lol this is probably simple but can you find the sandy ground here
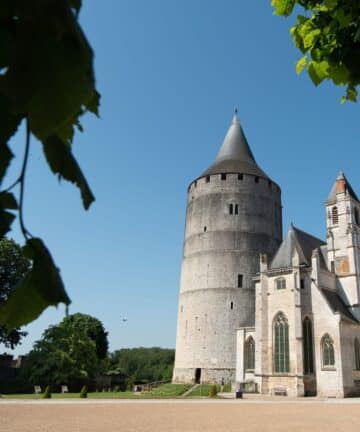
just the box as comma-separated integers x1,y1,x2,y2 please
2,399,360,432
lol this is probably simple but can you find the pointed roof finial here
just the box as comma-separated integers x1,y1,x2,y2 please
337,170,344,180
200,109,269,179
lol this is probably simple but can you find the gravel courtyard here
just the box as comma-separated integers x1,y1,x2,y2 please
2,399,360,432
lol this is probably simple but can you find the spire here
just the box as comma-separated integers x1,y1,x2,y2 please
201,111,269,179
327,171,359,203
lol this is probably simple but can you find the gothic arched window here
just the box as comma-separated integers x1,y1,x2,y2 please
303,317,314,374
244,336,255,371
332,206,339,225
355,338,360,371
321,334,335,367
273,312,290,373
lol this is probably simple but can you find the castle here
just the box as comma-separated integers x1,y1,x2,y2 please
173,112,360,397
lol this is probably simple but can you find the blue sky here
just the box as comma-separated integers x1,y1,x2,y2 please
4,1,360,356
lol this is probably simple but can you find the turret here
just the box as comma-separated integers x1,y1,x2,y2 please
326,171,360,319
173,111,282,384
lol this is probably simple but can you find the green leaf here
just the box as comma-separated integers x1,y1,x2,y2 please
0,1,95,141
324,0,337,9
334,10,352,28
272,0,296,16
346,86,358,102
42,135,95,210
296,56,307,74
0,191,17,237
86,90,101,117
330,65,349,85
303,29,321,50
0,94,22,183
308,61,329,86
0,238,70,330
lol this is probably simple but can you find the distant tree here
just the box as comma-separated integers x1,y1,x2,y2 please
62,313,109,359
272,0,360,102
110,347,175,383
0,238,30,348
21,313,108,388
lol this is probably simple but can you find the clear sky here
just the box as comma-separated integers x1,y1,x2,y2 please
4,1,360,356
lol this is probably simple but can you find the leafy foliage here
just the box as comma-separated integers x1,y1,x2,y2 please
110,348,175,384
0,0,100,328
80,385,88,398
0,238,30,348
43,385,52,399
20,314,107,388
61,313,109,359
0,238,70,328
271,0,360,102
208,384,218,398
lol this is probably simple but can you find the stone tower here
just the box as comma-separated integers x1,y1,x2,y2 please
326,171,360,320
172,111,282,384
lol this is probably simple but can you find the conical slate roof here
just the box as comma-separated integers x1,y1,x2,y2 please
201,111,269,179
270,225,325,269
327,171,359,202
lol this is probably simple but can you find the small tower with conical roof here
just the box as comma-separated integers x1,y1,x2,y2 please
326,171,360,319
173,112,283,384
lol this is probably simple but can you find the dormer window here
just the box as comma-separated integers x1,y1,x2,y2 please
332,206,338,224
276,277,286,290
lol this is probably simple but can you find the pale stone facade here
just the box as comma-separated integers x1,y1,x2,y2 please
173,113,360,397
236,173,360,397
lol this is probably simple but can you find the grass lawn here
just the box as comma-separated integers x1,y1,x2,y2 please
2,384,192,400
145,383,191,397
187,384,213,397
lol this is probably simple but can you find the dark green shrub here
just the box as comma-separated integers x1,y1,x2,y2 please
80,385,88,398
208,384,218,398
43,386,51,398
126,377,134,391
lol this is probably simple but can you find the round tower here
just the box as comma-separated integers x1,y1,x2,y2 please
173,111,282,384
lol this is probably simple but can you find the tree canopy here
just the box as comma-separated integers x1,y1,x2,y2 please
0,0,100,330
0,238,30,348
62,313,109,359
272,0,360,102
110,347,175,384
21,313,108,388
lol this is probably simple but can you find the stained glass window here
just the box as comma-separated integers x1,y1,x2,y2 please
303,318,314,374
273,312,290,373
244,337,255,371
321,334,335,367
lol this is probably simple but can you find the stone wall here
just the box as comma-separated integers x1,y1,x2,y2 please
173,172,282,383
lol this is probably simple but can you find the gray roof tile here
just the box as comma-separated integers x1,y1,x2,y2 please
321,288,358,322
270,225,325,269
201,112,269,179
